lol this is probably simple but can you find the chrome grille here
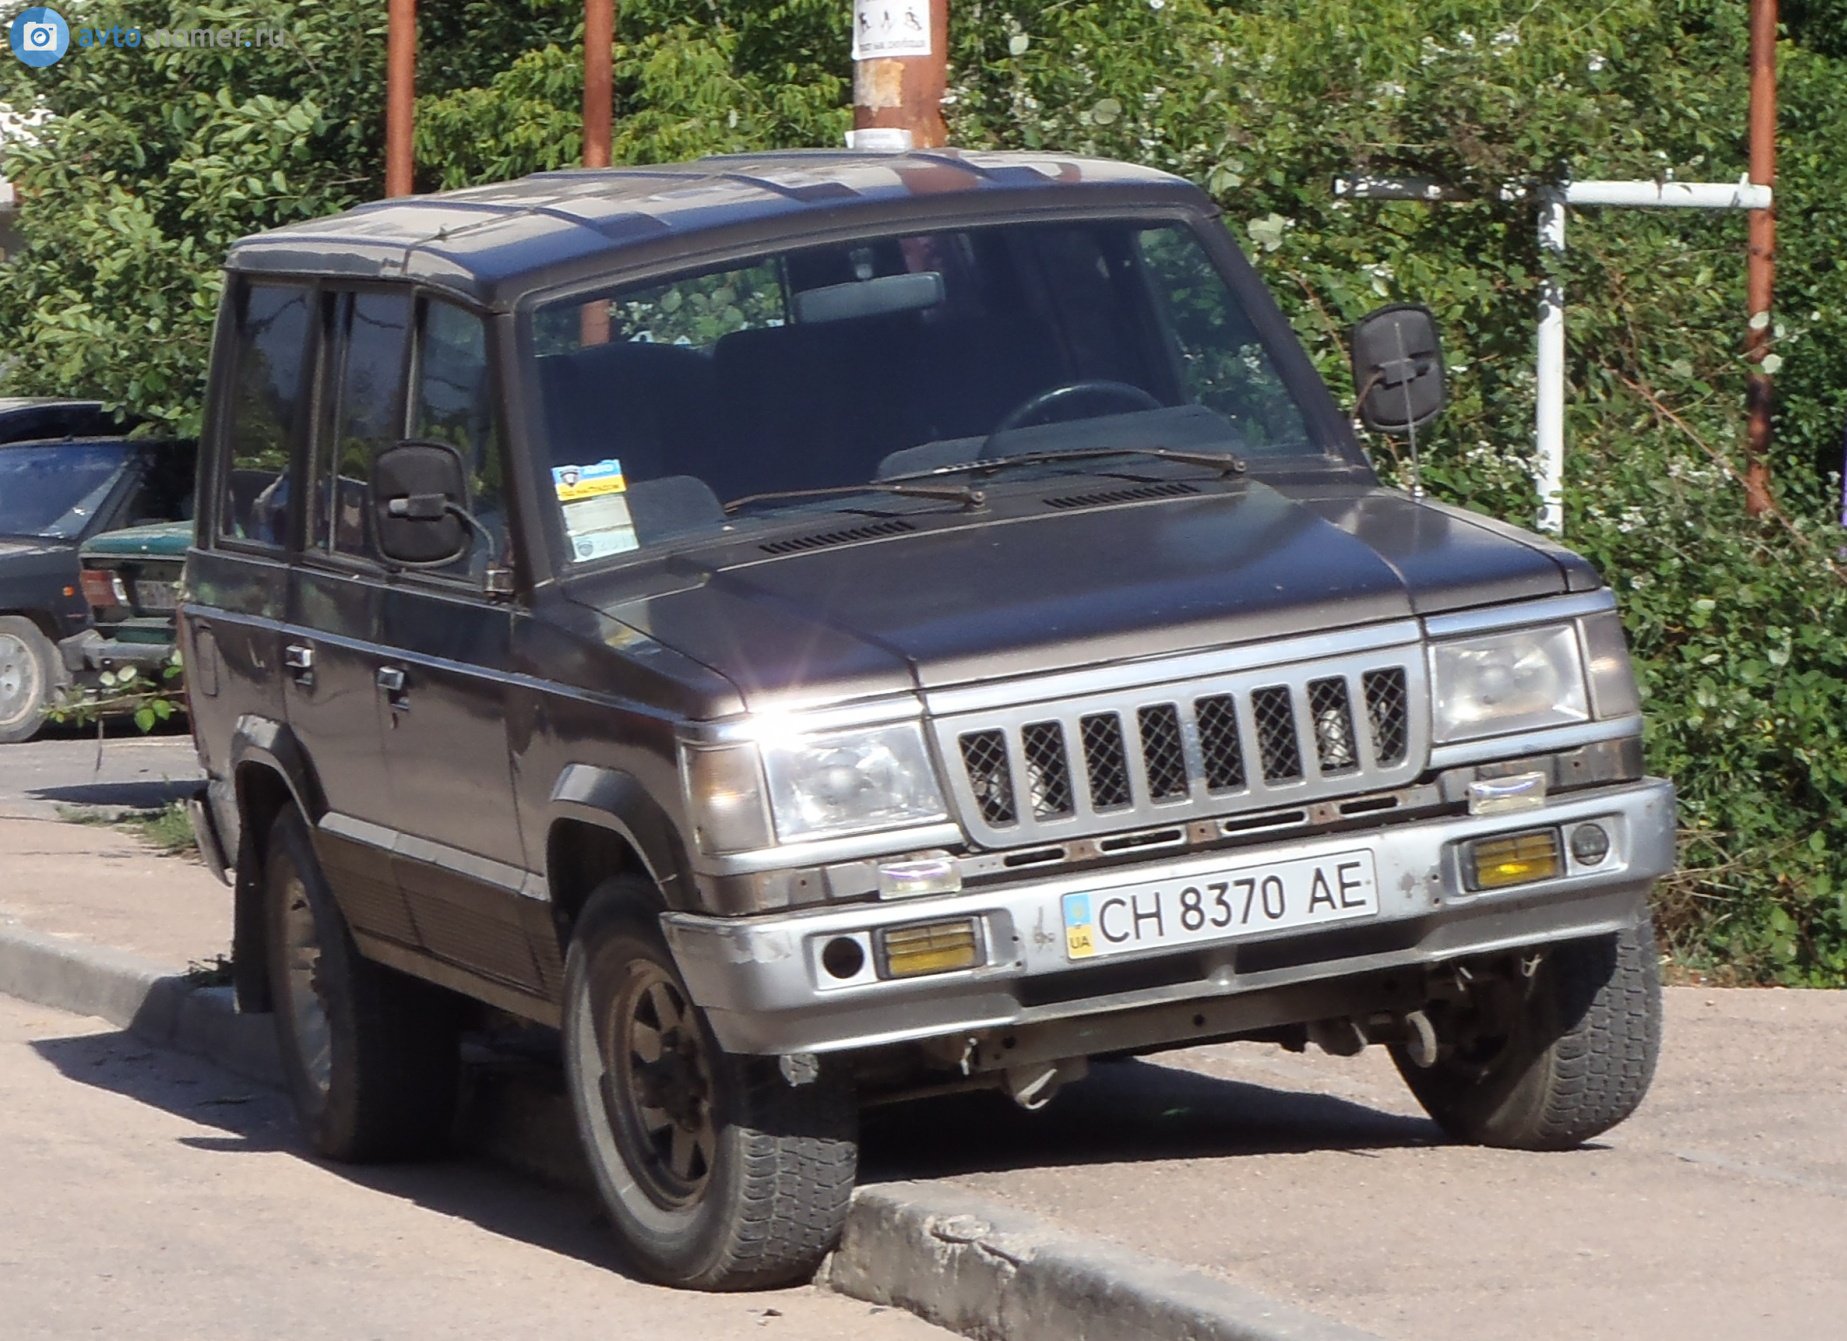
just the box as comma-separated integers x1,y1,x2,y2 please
933,644,1430,846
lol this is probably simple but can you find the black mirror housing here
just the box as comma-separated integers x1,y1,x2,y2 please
1350,304,1446,436
373,440,470,565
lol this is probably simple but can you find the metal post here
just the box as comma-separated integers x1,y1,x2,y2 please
1535,188,1568,534
1334,175,1770,535
1745,0,1778,515
850,0,947,149
583,0,614,169
384,0,416,197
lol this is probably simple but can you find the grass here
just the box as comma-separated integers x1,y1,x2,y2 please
57,801,199,859
120,802,199,857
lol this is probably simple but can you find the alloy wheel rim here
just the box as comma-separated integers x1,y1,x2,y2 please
279,872,335,1097
602,962,717,1208
0,632,41,727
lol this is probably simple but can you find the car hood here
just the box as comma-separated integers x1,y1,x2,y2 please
569,479,1597,711
0,533,71,559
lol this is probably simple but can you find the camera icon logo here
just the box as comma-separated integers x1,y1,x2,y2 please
9,7,70,67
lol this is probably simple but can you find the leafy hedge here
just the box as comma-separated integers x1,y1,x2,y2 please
1,0,1843,981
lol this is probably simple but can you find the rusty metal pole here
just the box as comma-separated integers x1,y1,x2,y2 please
583,0,614,168
1744,0,1777,516
851,0,947,149
384,0,416,197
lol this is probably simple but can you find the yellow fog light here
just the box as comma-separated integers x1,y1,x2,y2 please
1466,829,1562,891
878,919,982,978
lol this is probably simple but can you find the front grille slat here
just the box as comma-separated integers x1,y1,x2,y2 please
1080,713,1133,810
1137,704,1189,801
1250,685,1303,783
1363,668,1409,767
945,653,1423,845
1020,721,1074,820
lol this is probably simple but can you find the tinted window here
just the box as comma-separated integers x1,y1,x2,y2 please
313,290,412,558
220,283,313,547
412,300,505,572
0,442,131,539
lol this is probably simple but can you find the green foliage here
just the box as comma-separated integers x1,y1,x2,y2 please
4,0,1847,981
49,654,184,734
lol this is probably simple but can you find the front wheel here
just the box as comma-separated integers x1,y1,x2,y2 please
563,880,856,1290
1393,914,1663,1150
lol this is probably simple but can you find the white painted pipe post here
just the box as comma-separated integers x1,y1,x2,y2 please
1535,188,1568,534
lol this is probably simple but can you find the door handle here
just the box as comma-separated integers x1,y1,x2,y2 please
377,665,409,710
283,643,314,683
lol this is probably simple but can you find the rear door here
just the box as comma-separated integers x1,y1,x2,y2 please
183,281,314,833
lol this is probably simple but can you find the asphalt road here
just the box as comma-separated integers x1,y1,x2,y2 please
0,728,201,818
0,992,948,1341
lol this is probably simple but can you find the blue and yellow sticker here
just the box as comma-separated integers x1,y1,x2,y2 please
1062,893,1097,959
552,457,626,502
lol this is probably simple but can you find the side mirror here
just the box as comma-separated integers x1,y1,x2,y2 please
1350,304,1446,435
373,441,469,566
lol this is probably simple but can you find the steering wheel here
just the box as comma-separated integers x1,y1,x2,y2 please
979,379,1164,457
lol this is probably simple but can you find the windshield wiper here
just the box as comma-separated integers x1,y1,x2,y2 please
723,480,987,516
883,445,1247,484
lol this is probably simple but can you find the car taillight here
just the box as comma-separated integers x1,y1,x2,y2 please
80,568,127,609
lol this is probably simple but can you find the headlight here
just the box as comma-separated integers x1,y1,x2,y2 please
683,721,949,853
1429,623,1590,744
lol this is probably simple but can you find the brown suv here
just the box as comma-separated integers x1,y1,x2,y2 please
183,151,1674,1290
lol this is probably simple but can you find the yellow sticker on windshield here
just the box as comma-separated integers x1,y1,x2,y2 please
553,458,626,501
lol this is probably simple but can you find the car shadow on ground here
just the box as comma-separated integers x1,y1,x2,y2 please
28,778,200,810
860,1056,1442,1182
28,1027,628,1277
31,1024,1442,1264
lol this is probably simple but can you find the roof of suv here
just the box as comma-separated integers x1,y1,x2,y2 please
224,150,1211,307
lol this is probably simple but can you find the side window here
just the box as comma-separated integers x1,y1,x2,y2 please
218,282,314,547
312,289,412,558
1136,227,1309,452
411,300,506,571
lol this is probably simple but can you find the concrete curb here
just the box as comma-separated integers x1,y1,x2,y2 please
825,1183,1379,1341
0,917,1378,1341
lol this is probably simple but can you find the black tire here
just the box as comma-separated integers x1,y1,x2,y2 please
262,808,460,1161
1393,914,1663,1150
563,879,857,1290
0,616,58,744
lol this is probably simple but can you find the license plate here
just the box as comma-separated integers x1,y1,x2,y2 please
134,579,181,611
1060,849,1378,961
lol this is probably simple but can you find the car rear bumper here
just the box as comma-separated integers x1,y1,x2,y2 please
58,628,177,675
662,777,1676,1057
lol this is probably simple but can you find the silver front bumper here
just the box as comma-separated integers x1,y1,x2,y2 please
662,777,1676,1057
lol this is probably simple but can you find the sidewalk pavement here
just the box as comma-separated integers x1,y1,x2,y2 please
0,813,1371,1341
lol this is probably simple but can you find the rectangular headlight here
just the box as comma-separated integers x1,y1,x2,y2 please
1465,828,1563,890
1429,624,1590,744
760,722,949,843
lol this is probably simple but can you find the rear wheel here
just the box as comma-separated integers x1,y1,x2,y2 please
1393,914,1662,1150
262,808,460,1160
563,879,857,1290
0,616,57,744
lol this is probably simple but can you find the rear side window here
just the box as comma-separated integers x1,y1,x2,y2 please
219,282,314,547
311,289,413,558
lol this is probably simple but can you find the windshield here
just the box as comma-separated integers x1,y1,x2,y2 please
524,219,1328,564
0,442,132,539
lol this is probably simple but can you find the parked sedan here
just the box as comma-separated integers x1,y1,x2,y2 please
70,520,189,681
0,399,194,742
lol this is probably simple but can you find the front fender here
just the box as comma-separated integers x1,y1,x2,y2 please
549,763,696,911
